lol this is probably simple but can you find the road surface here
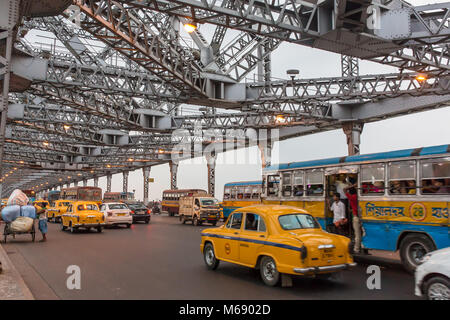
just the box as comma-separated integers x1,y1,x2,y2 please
3,215,419,300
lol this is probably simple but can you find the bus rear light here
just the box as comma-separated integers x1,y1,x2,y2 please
147,210,151,214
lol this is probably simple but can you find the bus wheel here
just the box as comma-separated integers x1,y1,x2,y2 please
400,234,436,273
180,215,186,224
193,215,199,226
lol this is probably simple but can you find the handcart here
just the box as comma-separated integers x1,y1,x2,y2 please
2,219,36,243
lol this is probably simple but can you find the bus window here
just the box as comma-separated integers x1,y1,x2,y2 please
282,172,292,197
251,187,260,199
230,187,237,199
267,175,280,197
293,170,304,197
223,187,231,200
305,169,323,196
361,163,385,195
389,161,416,195
421,157,450,194
244,187,252,199
237,187,244,199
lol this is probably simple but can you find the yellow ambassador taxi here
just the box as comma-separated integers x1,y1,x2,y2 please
200,205,356,286
61,201,105,233
33,199,49,208
47,200,73,223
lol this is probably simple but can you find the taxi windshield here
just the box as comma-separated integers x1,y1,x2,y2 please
200,198,218,206
278,214,319,230
77,204,98,211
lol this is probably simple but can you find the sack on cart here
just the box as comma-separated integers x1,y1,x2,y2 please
7,189,29,206
20,205,36,219
10,217,34,232
1,205,21,223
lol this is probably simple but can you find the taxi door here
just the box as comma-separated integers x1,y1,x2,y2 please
215,212,242,262
239,213,267,266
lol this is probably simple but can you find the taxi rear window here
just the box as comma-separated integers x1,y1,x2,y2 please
278,214,319,230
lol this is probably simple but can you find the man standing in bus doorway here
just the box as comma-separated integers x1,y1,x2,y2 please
329,193,348,235
344,184,361,254
334,174,350,209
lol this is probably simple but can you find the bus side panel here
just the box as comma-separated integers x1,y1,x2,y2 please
222,200,260,218
360,200,450,251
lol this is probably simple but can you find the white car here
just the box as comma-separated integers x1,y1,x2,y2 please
415,247,450,300
100,202,133,228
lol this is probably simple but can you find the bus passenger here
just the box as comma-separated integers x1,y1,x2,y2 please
344,185,361,253
406,180,416,194
329,193,347,235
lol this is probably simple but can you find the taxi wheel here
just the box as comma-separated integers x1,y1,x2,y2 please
69,223,77,234
145,218,150,224
61,222,67,231
126,224,131,228
260,256,280,287
97,227,103,233
180,215,186,224
203,243,220,270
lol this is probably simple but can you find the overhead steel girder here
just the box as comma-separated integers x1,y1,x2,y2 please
245,73,450,104
28,84,148,130
135,0,450,74
74,0,208,97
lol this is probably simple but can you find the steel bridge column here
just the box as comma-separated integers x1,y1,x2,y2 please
106,173,112,192
74,180,78,187
343,122,364,156
0,0,20,199
93,176,99,187
83,179,87,187
258,142,273,169
205,154,216,197
169,161,178,190
123,171,129,193
341,55,359,93
143,167,151,205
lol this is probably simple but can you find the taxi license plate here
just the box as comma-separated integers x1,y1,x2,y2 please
321,248,335,260
117,213,125,216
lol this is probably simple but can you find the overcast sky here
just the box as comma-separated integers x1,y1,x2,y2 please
42,0,450,201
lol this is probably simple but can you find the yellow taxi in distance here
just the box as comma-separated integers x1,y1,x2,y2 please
33,199,49,208
200,205,356,286
61,201,105,233
47,200,73,223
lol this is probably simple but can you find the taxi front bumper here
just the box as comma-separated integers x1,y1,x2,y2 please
293,263,357,274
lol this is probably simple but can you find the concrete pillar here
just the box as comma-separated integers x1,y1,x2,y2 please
123,171,129,193
143,167,151,205
169,161,178,190
343,122,364,156
106,173,112,192
205,154,216,197
93,176,99,187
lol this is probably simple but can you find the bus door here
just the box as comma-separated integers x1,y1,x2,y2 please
324,166,359,235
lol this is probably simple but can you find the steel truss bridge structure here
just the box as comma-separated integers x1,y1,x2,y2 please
1,0,450,201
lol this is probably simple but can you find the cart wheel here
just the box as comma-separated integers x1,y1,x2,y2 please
30,223,36,242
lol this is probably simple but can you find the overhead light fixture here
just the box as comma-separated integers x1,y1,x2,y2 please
43,141,49,146
184,22,197,33
415,74,427,82
63,125,71,130
275,114,287,124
